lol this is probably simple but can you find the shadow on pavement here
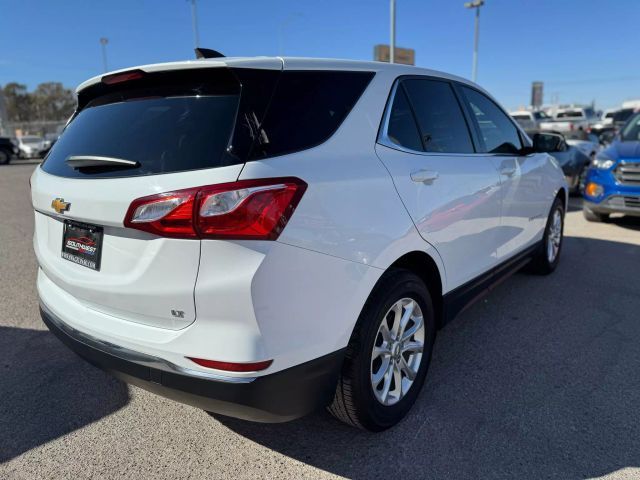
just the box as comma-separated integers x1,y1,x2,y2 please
609,216,640,232
567,196,583,212
218,236,640,479
0,326,129,463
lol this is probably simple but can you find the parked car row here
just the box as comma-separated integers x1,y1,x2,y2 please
514,103,640,222
0,133,60,164
0,136,19,164
538,106,599,133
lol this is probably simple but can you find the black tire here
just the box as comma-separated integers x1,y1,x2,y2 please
583,207,609,223
577,164,589,195
528,197,564,275
0,149,10,165
328,269,436,431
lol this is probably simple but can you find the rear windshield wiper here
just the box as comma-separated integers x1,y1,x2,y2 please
65,155,140,169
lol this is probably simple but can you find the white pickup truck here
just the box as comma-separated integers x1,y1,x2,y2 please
539,106,599,133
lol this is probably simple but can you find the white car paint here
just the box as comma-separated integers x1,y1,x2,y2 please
31,57,566,385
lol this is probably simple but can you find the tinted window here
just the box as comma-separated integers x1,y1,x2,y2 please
512,114,531,121
250,71,374,159
402,79,474,153
557,111,584,119
42,95,239,178
614,108,635,123
386,86,423,151
461,87,522,154
621,113,640,142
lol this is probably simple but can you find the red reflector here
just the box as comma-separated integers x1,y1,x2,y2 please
102,69,145,85
123,177,306,240
187,357,273,372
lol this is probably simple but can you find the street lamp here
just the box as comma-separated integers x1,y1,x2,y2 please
99,37,109,73
390,0,396,63
188,0,200,49
464,0,484,82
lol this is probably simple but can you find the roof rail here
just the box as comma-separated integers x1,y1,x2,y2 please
194,48,225,59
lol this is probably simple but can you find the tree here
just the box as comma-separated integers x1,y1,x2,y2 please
1,82,76,122
2,83,32,122
32,82,76,121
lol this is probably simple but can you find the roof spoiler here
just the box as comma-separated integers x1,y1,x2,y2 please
194,48,225,59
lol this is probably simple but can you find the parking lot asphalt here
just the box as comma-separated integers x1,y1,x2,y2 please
1,163,639,480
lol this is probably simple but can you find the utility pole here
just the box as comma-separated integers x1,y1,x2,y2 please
189,0,200,48
99,37,109,72
390,0,396,63
464,0,484,82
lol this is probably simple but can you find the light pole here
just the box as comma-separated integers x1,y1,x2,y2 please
390,0,396,63
189,0,200,48
99,37,109,72
464,0,484,82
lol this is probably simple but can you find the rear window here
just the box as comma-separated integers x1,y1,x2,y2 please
512,114,531,121
42,95,239,178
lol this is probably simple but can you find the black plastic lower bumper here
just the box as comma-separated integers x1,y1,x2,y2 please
40,306,345,423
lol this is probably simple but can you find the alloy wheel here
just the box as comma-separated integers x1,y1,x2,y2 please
370,298,425,406
547,208,562,262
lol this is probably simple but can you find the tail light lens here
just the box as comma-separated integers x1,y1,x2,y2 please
187,357,273,372
102,69,145,85
124,177,307,240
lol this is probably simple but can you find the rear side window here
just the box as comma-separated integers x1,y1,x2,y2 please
386,86,423,151
402,79,474,154
250,71,374,159
461,87,522,154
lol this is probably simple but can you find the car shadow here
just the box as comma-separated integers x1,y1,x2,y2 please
0,326,129,463
216,235,640,479
608,215,640,231
567,196,583,212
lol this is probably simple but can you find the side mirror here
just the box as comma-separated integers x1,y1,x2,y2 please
533,132,565,153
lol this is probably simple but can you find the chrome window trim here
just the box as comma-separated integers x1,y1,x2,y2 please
40,301,257,384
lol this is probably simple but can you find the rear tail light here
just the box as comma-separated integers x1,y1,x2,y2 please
187,357,273,372
124,177,307,240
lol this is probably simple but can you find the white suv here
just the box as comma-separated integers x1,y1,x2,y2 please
31,57,567,431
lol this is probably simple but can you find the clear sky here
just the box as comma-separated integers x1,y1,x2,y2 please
1,0,638,110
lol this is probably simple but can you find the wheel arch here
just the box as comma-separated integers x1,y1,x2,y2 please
556,186,568,211
387,251,444,328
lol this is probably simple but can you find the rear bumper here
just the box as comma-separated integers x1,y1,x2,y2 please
40,304,344,423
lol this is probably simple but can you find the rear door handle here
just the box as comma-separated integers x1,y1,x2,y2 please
410,169,439,184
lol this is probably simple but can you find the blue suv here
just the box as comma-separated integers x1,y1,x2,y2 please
583,111,640,222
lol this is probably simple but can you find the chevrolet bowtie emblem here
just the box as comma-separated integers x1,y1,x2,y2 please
51,198,71,214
